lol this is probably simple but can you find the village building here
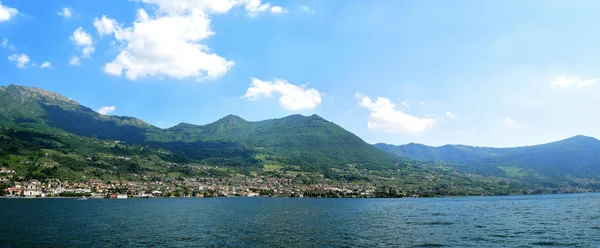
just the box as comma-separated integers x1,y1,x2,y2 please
23,180,42,197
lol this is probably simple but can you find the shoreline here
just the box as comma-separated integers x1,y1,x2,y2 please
2,191,598,200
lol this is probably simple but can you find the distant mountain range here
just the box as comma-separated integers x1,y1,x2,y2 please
375,135,600,184
1,84,599,194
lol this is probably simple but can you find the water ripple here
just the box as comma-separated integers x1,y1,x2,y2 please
0,193,599,247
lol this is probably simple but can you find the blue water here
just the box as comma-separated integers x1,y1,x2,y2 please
1,193,599,247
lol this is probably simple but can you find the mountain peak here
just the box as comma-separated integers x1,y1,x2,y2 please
567,135,597,140
1,84,78,105
281,114,325,121
206,114,249,132
218,114,247,123
556,135,600,145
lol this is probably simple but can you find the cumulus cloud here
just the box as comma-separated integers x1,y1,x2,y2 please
70,27,94,58
94,10,232,81
93,15,120,36
357,94,434,133
270,6,287,14
58,7,72,18
242,78,322,111
419,101,426,105
244,0,270,16
504,117,516,126
446,112,457,118
97,106,116,115
242,0,287,16
0,2,18,22
69,55,80,66
94,0,284,81
8,53,29,68
551,76,598,88
39,61,52,69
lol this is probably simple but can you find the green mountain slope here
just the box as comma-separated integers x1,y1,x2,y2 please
160,114,397,171
0,85,162,143
3,84,600,195
0,85,398,172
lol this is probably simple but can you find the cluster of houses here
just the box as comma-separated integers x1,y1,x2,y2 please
4,179,90,198
1,166,380,198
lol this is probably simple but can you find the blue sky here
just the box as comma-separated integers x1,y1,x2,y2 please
2,0,600,147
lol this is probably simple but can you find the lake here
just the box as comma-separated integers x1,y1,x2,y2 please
1,193,599,247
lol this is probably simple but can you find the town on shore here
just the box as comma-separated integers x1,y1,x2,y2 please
1,167,388,199
2,167,595,199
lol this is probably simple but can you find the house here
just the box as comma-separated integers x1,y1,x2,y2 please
6,186,23,196
23,181,42,197
247,191,260,197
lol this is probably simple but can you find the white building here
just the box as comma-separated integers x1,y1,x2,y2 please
23,181,42,197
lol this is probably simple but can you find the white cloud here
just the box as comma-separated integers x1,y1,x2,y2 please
39,61,52,69
93,15,119,37
70,27,94,58
69,55,80,66
446,112,457,118
71,28,93,46
0,2,18,22
95,0,285,81
504,117,516,126
358,95,434,133
419,101,426,105
242,78,322,111
550,76,598,88
95,9,232,81
97,106,116,115
270,6,287,14
8,53,30,68
244,0,270,16
57,7,72,18
298,5,315,14
241,0,286,16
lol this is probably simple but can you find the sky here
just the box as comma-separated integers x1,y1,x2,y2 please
1,0,600,148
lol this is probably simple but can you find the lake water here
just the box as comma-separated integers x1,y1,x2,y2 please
1,193,599,247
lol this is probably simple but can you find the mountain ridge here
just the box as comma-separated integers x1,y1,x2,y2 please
4,84,598,151
376,134,599,150
0,84,398,172
375,135,600,183
2,84,600,195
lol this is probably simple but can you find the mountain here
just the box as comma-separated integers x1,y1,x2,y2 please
374,143,507,162
0,84,398,172
375,136,600,183
3,84,600,195
0,85,161,143
154,113,399,171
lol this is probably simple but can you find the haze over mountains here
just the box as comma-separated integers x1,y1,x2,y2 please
376,135,600,184
1,84,600,193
